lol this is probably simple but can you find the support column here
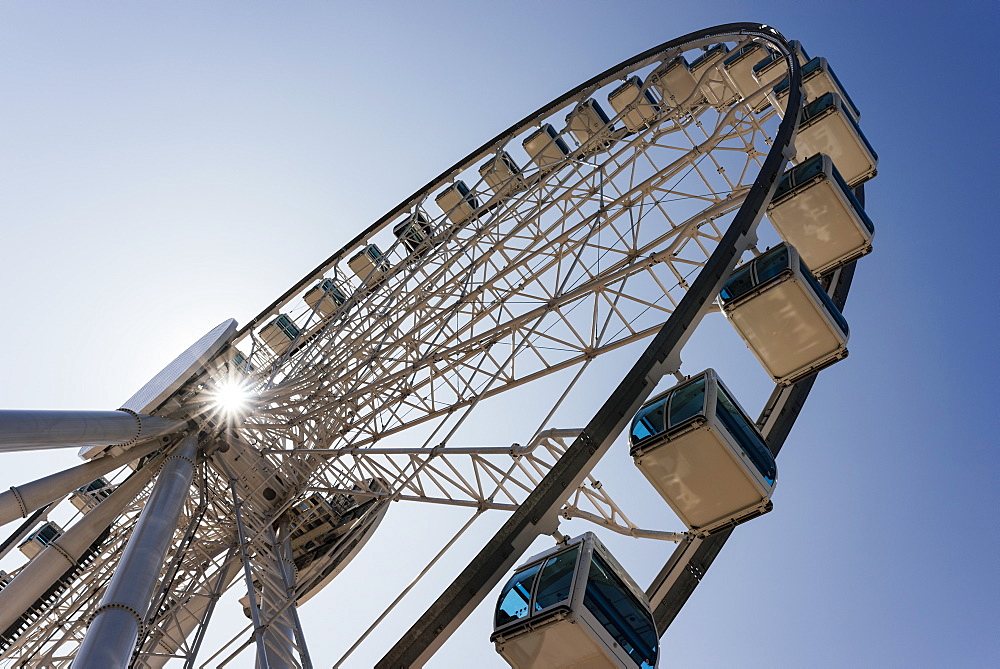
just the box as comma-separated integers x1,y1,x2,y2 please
0,438,164,527
278,529,311,669
0,451,167,637
260,540,297,669
258,524,310,669
74,433,199,668
229,480,271,669
0,410,186,453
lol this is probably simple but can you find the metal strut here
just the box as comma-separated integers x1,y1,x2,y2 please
0,409,186,453
74,432,199,668
225,474,311,669
375,22,803,667
0,452,167,644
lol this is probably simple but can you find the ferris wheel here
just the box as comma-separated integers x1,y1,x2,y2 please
0,21,877,668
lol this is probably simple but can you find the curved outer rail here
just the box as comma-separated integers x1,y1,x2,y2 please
376,22,803,667
233,23,793,341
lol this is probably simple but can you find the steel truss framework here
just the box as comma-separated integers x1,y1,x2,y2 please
0,22,864,668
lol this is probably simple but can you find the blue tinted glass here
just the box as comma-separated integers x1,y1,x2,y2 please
584,553,658,669
830,166,875,234
587,100,611,125
723,42,762,67
755,42,808,74
795,154,825,186
630,398,666,444
534,547,579,611
752,52,779,74
690,44,727,69
773,166,794,200
801,92,876,163
668,377,706,428
825,63,861,120
500,151,523,173
800,261,850,336
802,92,835,122
715,388,776,485
754,245,791,284
720,264,755,303
496,563,541,627
843,102,879,162
774,154,825,201
37,524,60,544
801,56,821,76
276,316,300,338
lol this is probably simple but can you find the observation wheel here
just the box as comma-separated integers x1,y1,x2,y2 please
0,22,877,668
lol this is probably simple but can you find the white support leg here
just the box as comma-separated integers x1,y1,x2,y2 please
74,433,199,668
0,410,186,453
0,450,167,638
0,438,164,528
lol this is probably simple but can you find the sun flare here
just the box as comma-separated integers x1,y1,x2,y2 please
212,379,254,418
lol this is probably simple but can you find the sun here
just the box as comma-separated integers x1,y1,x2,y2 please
211,378,254,419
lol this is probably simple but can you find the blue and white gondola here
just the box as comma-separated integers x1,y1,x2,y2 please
492,532,658,669
721,242,850,385
794,91,878,187
630,369,776,537
767,153,875,276
303,277,348,317
771,56,861,122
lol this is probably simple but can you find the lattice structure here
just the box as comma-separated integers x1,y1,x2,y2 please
0,24,860,668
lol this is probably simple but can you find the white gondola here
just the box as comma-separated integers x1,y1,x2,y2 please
392,212,435,257
794,92,878,187
565,99,616,154
435,180,480,224
347,243,390,284
69,477,113,514
630,369,776,536
18,521,64,559
767,153,875,275
649,57,699,112
492,532,658,669
304,277,347,317
522,124,569,170
722,42,773,109
689,43,733,106
230,349,253,374
479,152,526,199
751,39,810,87
772,56,861,122
260,313,301,356
721,243,850,384
608,76,660,133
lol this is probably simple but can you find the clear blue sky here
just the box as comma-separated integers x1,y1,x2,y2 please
0,1,997,667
